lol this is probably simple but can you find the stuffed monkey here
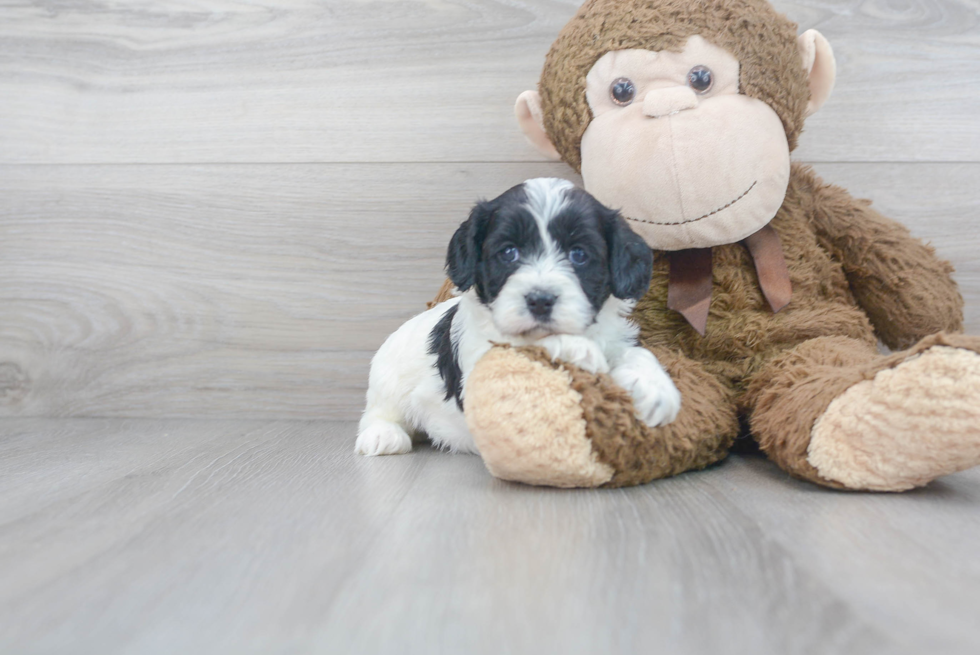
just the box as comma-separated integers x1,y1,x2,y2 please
432,0,980,490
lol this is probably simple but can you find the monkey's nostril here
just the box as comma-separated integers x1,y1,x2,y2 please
525,291,557,319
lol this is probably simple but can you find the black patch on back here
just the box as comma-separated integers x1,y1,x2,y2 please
427,303,463,410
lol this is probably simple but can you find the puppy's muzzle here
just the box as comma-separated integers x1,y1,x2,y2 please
525,290,557,320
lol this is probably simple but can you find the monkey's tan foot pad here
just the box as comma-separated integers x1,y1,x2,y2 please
808,346,980,491
464,345,615,488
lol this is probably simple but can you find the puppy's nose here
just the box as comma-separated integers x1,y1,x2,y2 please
525,291,557,319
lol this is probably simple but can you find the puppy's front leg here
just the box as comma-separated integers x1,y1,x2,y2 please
537,334,610,374
610,347,681,427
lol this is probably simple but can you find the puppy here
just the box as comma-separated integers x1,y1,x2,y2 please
356,178,681,456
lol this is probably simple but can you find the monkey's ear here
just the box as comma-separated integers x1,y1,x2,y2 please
515,90,562,161
798,29,836,117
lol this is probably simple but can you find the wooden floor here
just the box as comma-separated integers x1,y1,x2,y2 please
0,419,978,654
2,0,980,652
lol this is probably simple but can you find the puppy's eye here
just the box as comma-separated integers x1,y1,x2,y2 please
609,77,636,106
688,65,713,94
569,247,589,266
497,246,520,263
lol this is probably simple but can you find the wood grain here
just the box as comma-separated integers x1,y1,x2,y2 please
706,456,980,653
1,418,978,654
0,162,571,419
1,162,976,419
0,0,978,164
1,2,978,652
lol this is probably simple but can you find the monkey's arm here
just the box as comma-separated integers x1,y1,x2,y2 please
806,172,963,350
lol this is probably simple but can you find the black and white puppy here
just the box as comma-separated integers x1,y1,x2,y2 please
356,178,681,456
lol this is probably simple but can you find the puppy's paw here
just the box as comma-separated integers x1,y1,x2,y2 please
538,334,610,374
611,348,682,427
355,421,413,456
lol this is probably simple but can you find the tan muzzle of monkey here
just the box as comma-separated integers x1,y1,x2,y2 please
581,93,791,252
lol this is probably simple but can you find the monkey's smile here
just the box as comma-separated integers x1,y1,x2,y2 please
627,180,758,226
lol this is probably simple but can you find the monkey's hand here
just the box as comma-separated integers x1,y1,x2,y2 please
537,334,610,374
610,347,682,427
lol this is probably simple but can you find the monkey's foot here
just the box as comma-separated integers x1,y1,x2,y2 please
464,345,615,487
808,345,980,491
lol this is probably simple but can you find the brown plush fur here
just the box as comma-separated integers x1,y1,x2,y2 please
745,336,879,487
539,0,811,171
631,164,965,487
807,178,964,350
513,345,738,487
633,164,963,394
635,164,879,395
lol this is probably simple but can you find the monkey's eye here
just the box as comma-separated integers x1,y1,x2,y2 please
568,247,589,266
687,66,713,94
498,246,520,263
609,77,636,106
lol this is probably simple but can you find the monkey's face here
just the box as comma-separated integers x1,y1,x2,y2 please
580,36,791,251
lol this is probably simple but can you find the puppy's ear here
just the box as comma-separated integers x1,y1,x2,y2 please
604,210,653,301
446,201,492,292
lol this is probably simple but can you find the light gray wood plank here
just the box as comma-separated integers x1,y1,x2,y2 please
0,0,978,164
701,455,980,653
0,419,434,653
0,162,976,419
2,418,979,654
312,455,894,655
0,162,570,419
